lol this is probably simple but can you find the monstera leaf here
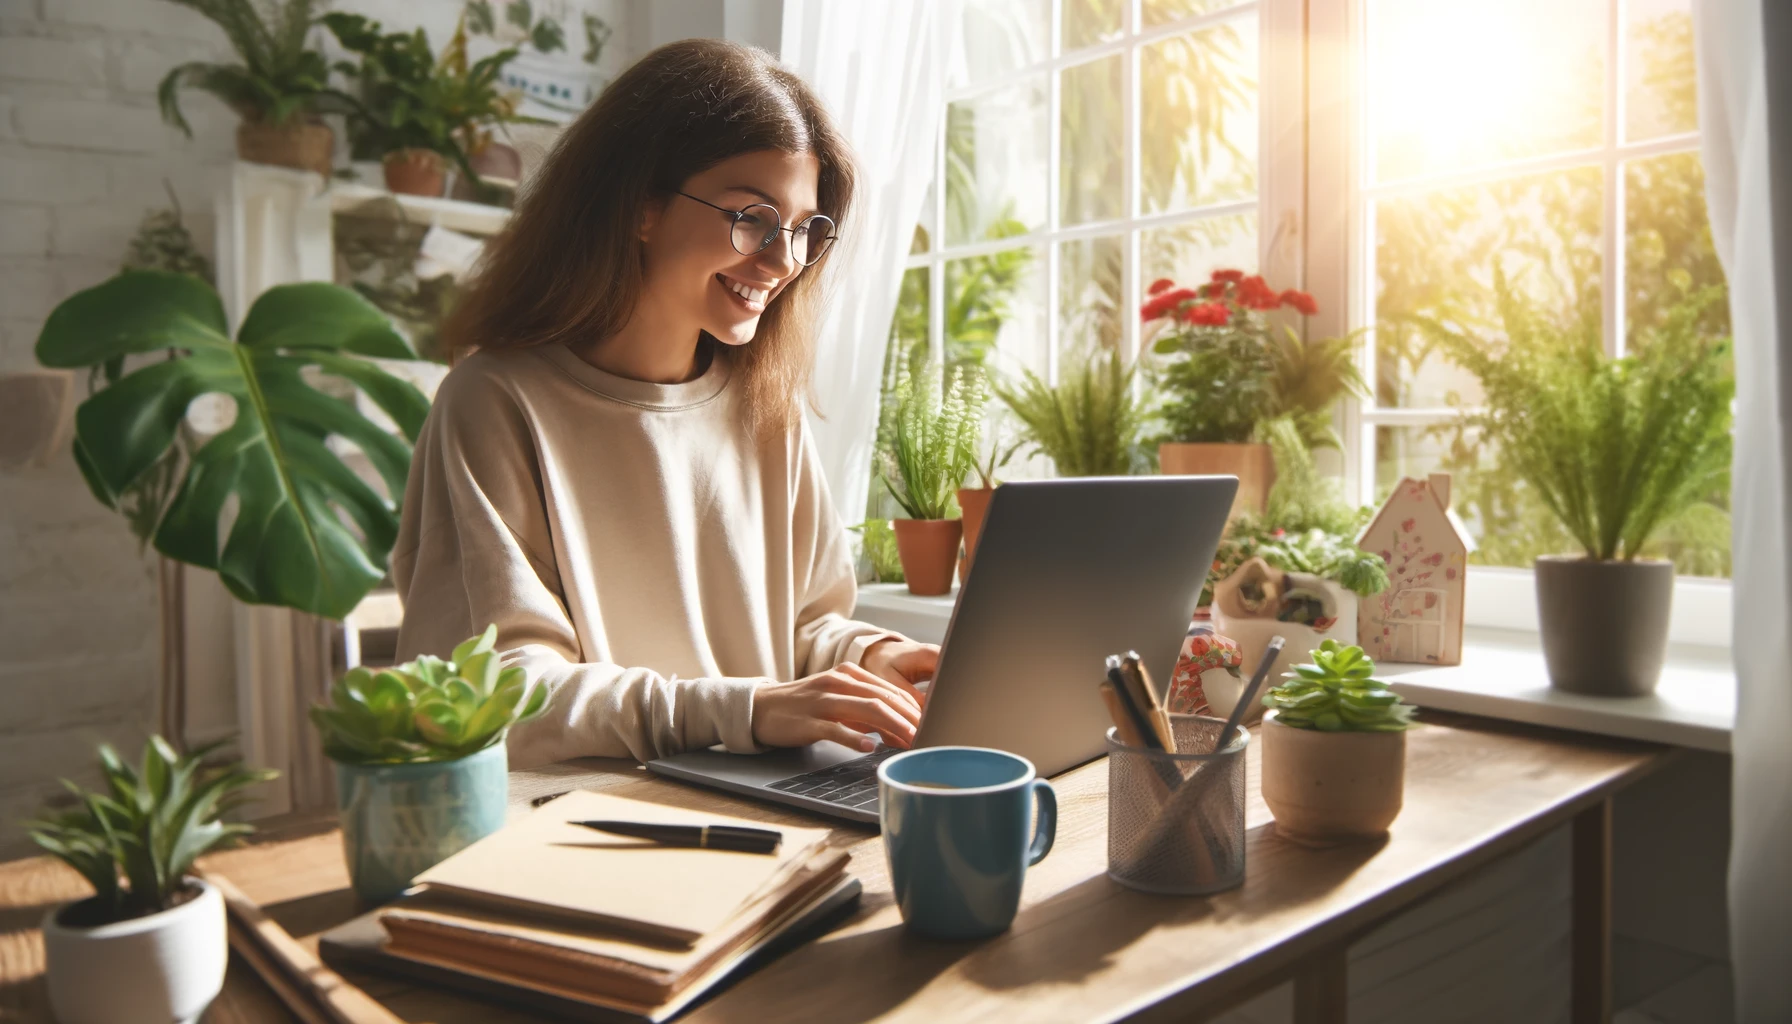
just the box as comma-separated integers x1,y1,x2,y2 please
36,270,430,620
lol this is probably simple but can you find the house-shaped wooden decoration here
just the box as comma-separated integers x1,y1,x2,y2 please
1357,473,1473,666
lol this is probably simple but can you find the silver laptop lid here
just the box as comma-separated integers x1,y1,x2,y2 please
912,476,1236,776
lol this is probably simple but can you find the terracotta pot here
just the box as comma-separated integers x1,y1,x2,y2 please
1535,555,1674,697
235,118,333,177
893,518,963,596
1158,442,1275,520
383,148,447,197
1260,713,1405,845
955,486,994,585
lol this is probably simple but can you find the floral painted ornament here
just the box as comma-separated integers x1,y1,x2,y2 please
1167,621,1243,715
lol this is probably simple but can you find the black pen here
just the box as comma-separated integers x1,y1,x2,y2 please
569,820,783,854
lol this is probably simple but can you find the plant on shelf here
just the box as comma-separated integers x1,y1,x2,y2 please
1258,641,1413,845
995,344,1148,478
28,737,275,1024
852,519,905,585
878,362,985,595
157,0,344,177
312,624,551,900
1441,274,1733,697
1143,270,1366,517
955,418,1024,582
34,270,430,621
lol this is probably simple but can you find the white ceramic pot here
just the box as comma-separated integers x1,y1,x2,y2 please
42,876,227,1024
1208,584,1358,724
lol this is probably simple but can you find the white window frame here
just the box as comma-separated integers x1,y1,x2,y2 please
1306,0,1731,649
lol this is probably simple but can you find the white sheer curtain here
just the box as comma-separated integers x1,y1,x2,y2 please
1695,1,1792,1020
782,0,953,516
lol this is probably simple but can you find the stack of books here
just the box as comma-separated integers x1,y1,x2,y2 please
319,790,858,1023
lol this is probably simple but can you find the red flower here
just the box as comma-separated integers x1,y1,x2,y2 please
1181,301,1231,326
1140,287,1200,321
1147,277,1175,296
1271,528,1286,538
1211,269,1244,284
1237,275,1280,310
1279,289,1318,316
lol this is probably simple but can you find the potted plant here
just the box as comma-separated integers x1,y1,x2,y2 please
325,13,535,198
995,344,1150,477
311,625,551,901
157,0,345,177
28,737,276,1024
1259,640,1415,845
957,420,1022,583
878,363,983,595
1143,271,1365,519
1444,280,1733,696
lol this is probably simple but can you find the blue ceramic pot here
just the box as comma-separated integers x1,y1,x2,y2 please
333,743,509,902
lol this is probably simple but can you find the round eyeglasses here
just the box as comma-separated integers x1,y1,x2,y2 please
676,191,838,267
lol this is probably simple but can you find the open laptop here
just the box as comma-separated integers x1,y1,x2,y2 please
647,475,1237,825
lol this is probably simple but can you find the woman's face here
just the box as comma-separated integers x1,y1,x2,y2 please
639,148,824,348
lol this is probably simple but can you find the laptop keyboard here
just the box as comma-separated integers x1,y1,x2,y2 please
764,747,903,811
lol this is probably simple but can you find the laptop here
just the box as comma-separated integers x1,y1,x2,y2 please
647,475,1237,825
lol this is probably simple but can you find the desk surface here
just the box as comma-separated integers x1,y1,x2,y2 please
0,712,1663,1024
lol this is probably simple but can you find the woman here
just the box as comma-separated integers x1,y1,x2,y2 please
392,39,939,769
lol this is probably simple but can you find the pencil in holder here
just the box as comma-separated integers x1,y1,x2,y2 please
1106,715,1249,895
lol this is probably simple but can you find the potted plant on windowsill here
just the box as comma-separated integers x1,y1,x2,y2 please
157,0,346,177
878,362,983,596
956,420,1023,583
995,343,1150,478
1443,278,1733,696
312,625,550,901
1259,640,1415,846
28,737,276,1024
1143,271,1365,519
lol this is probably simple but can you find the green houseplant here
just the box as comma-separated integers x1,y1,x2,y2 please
879,362,985,595
1143,270,1365,518
157,0,343,177
34,270,430,621
1443,278,1733,695
311,625,550,900
1258,640,1414,845
29,737,275,1024
995,344,1148,478
955,420,1024,583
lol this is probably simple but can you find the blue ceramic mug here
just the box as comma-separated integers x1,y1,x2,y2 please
878,747,1058,939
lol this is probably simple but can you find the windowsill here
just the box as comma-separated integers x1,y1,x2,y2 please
852,583,1735,753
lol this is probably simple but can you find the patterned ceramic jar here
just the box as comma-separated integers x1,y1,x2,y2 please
333,742,509,902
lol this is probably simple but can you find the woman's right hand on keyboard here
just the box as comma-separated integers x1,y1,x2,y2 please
751,664,925,752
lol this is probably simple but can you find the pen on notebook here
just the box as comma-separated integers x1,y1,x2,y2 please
569,820,784,854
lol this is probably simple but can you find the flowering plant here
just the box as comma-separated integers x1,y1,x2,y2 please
1143,269,1364,448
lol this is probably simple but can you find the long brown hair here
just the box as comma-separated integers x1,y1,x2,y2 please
443,38,856,433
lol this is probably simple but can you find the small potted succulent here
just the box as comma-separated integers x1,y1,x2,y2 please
995,343,1150,477
28,737,276,1024
311,625,550,901
1143,270,1364,519
878,362,984,595
1259,640,1415,846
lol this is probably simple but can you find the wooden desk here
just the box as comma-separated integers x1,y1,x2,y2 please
0,712,1664,1024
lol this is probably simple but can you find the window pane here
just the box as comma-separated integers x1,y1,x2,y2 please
946,78,1049,247
1060,234,1124,353
1625,151,1728,346
1139,213,1259,304
952,0,1050,87
946,245,1047,378
1064,0,1123,50
1368,0,1604,182
1143,0,1250,30
1141,18,1258,214
1061,55,1125,227
1374,167,1604,408
1626,0,1698,141
869,267,933,518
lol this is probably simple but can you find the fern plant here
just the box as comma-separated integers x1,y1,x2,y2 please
311,626,551,764
1443,275,1733,562
1262,640,1416,732
879,362,986,520
996,345,1148,477
157,0,340,136
27,738,276,924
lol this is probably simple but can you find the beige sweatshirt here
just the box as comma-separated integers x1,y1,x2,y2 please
390,343,895,769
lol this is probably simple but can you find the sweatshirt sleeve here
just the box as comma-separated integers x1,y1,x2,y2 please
788,420,908,677
391,365,766,769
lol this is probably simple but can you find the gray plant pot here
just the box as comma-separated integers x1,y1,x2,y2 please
1535,555,1674,696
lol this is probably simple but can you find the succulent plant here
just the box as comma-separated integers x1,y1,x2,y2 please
311,625,550,765
27,737,277,923
1262,639,1416,732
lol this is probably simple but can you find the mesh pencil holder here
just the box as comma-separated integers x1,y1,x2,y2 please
1106,715,1249,895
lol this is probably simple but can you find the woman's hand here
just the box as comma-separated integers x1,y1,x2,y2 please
752,662,926,753
861,638,941,692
